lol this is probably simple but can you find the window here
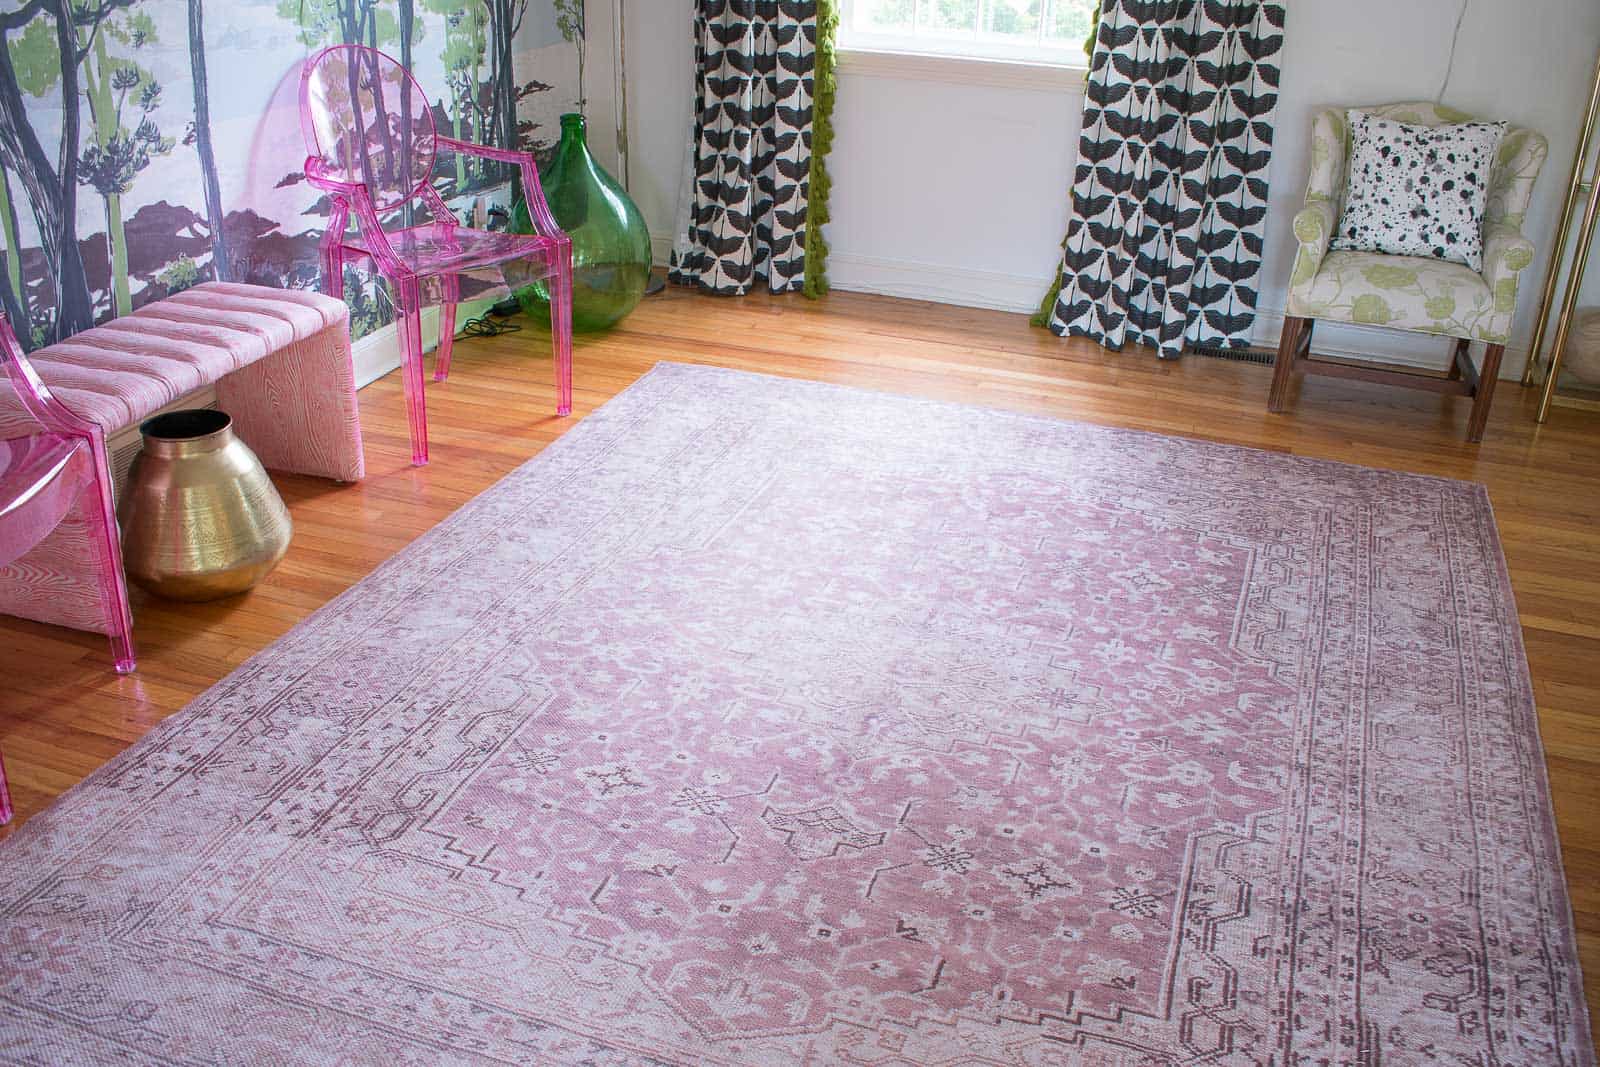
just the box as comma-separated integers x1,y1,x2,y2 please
839,0,1098,67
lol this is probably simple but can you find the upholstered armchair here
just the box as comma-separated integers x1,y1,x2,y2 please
1268,102,1548,441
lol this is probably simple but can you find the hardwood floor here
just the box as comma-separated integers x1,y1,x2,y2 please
3,286,1599,1030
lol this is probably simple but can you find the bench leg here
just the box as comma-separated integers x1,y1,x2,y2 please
1466,343,1504,443
218,316,365,483
0,501,127,638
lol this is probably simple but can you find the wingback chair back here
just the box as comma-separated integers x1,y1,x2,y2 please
1302,102,1546,232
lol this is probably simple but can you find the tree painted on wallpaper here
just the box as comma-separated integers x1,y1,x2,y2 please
426,0,490,187
188,0,227,283
0,0,566,350
78,8,175,318
0,0,104,342
1,0,250,341
277,0,402,49
488,0,518,151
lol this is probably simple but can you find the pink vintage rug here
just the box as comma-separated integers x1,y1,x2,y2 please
0,364,1590,1065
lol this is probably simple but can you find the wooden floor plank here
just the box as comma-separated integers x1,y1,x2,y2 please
2,286,1597,1032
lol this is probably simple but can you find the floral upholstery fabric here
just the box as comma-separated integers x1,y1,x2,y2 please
1286,102,1546,343
1292,250,1518,339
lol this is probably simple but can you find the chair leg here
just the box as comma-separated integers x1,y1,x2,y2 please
1269,315,1311,413
84,433,136,673
321,248,344,301
548,248,574,417
435,274,460,383
434,301,457,383
398,290,430,465
1466,343,1505,443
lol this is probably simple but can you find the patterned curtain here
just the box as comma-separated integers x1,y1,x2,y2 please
669,1,831,296
1044,0,1288,359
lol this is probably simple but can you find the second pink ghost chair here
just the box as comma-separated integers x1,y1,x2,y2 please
299,44,573,466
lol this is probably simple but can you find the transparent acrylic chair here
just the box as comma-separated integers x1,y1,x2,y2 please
299,44,573,466
0,312,136,677
1,310,139,825
0,312,137,821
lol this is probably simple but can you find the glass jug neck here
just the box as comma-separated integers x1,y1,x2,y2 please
559,113,587,149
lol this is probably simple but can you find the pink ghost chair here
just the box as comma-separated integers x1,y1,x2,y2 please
298,44,573,466
0,311,140,823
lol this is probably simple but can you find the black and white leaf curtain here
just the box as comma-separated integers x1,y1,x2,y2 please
669,1,819,295
1045,0,1287,358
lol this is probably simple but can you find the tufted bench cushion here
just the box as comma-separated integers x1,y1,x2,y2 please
0,282,362,635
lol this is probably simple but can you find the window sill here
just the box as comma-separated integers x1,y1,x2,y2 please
835,46,1087,92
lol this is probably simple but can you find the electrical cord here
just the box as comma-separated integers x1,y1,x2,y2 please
1436,0,1469,103
456,312,522,339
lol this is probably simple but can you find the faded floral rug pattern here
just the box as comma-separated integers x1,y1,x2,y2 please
0,365,1591,1065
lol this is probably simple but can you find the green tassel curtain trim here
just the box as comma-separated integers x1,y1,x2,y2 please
1030,22,1100,328
1030,250,1068,327
803,0,839,299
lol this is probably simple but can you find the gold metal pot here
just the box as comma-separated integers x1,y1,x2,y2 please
119,409,292,601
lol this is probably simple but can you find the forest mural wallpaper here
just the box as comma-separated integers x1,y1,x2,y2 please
0,0,579,349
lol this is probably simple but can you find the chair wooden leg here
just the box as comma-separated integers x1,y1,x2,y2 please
1466,343,1505,443
1269,315,1311,413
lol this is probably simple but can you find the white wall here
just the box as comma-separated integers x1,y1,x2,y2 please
824,59,1081,313
601,0,1600,376
585,0,692,265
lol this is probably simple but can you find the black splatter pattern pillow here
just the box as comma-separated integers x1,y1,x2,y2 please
1331,111,1506,272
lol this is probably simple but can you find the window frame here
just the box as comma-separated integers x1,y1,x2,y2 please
835,46,1087,92
837,0,1096,76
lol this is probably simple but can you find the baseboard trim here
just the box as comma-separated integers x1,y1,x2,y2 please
827,251,1048,314
651,232,675,268
642,235,1528,380
352,307,444,389
645,234,1047,316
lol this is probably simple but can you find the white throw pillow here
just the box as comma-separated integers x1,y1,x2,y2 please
1331,110,1506,273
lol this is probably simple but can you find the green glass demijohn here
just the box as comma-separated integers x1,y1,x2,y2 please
513,113,652,332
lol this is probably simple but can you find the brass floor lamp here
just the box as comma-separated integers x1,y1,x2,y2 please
1522,47,1600,420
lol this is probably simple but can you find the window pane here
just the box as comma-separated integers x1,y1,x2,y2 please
982,0,1041,37
841,0,1092,65
922,0,979,33
854,0,915,33
1046,0,1098,46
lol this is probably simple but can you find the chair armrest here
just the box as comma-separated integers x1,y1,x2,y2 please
1481,223,1535,287
1305,107,1350,205
1286,109,1349,296
1288,200,1338,288
0,313,97,438
1480,223,1536,330
436,136,569,245
301,157,410,278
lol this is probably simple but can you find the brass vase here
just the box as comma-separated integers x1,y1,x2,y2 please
119,409,292,601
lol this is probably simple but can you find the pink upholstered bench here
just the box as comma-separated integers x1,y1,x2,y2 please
0,282,362,635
